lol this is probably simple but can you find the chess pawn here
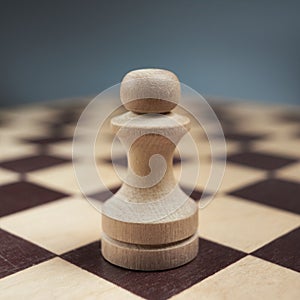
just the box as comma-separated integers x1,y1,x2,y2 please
101,69,198,271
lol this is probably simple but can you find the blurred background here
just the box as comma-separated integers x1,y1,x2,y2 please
0,0,299,107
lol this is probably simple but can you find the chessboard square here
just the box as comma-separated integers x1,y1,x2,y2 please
96,285,143,300
279,111,300,123
225,132,265,142
277,162,300,184
1,197,101,255
88,186,121,203
47,141,73,158
204,162,265,193
0,154,70,173
199,195,300,253
229,178,300,214
227,151,298,171
0,181,68,217
2,105,59,122
48,109,81,125
252,227,300,272
0,117,7,127
172,256,300,300
0,168,19,185
95,135,126,161
217,163,265,193
0,120,49,140
181,185,205,201
28,164,81,195
62,239,245,300
0,257,141,299
96,164,123,190
230,120,286,135
180,129,240,161
253,138,300,158
0,138,37,161
0,229,54,279
23,136,72,145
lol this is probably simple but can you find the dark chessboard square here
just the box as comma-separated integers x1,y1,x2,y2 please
47,100,87,112
221,119,237,128
296,130,300,139
181,186,204,201
225,132,265,142
229,178,300,214
42,110,81,126
279,112,300,123
88,186,121,203
252,227,300,272
227,151,298,170
0,155,70,173
208,105,234,124
0,117,7,127
58,110,82,123
62,239,245,300
0,229,54,278
0,181,68,217
173,155,186,165
23,136,72,145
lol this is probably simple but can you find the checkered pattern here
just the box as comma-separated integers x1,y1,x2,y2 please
0,99,299,299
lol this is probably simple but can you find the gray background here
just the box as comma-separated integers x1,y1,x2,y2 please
1,0,299,107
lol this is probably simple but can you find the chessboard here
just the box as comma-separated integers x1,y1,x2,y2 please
0,97,299,299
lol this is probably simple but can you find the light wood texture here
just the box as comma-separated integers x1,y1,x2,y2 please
172,256,300,300
120,69,180,113
101,68,198,270
1,197,101,255
0,258,142,300
102,199,198,245
101,233,199,271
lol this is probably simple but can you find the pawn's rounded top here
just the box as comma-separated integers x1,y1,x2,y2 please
120,68,180,113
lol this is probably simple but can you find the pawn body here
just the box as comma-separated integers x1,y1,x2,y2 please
101,69,198,270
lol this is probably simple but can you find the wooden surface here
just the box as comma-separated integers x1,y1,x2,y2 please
0,97,299,299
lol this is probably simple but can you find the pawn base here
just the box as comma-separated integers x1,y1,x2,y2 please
101,233,199,271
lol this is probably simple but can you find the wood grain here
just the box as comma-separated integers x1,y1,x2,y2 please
101,233,199,271
120,69,180,113
101,68,198,270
